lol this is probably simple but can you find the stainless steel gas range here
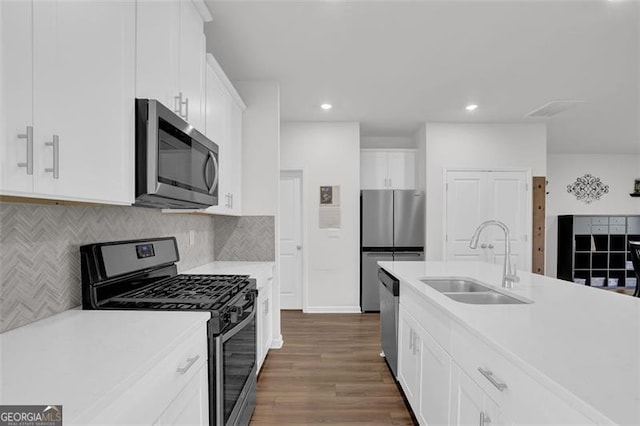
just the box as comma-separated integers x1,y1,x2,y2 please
81,237,257,426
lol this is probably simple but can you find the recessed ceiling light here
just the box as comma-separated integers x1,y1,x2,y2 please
321,103,332,110
465,104,478,111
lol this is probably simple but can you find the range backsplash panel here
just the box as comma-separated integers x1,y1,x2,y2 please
214,216,275,261
0,202,215,332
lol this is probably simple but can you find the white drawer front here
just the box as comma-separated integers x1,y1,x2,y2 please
451,323,595,425
94,325,208,425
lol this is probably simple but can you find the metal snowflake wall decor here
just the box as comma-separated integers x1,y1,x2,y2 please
566,174,609,203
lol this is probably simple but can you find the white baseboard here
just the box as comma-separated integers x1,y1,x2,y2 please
304,306,362,314
270,335,284,349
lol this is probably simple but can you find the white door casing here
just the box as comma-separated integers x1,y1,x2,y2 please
444,169,532,272
279,170,303,309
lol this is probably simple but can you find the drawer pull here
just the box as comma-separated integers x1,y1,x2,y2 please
480,411,491,426
176,355,200,375
478,367,507,391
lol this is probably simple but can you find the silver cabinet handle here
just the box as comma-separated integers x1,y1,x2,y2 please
478,367,507,391
488,244,495,249
388,178,392,188
17,125,33,175
230,193,233,208
264,299,269,315
480,412,491,426
44,135,59,179
174,92,183,115
176,355,200,375
296,245,302,250
480,243,487,249
183,97,189,122
408,329,414,352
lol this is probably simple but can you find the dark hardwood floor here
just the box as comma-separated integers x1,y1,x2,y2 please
250,310,415,425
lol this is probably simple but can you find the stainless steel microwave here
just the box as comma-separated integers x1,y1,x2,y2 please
135,99,218,209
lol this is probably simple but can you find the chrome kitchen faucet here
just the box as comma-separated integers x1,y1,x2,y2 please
469,220,520,288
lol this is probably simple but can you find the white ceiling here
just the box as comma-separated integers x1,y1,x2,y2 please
204,0,640,154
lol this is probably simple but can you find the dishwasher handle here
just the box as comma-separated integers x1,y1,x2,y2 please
378,268,399,296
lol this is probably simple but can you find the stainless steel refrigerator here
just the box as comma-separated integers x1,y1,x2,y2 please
360,190,425,312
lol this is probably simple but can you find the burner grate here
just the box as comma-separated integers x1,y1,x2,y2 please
108,274,251,310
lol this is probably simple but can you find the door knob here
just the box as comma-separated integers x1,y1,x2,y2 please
488,244,495,249
480,243,487,249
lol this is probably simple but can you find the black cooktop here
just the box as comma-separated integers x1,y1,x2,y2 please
107,274,251,310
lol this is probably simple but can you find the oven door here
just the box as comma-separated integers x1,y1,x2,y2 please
214,305,257,426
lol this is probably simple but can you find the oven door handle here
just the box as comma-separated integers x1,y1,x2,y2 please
222,307,256,343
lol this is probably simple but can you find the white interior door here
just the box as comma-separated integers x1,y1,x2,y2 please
445,170,531,272
279,171,303,309
445,171,487,262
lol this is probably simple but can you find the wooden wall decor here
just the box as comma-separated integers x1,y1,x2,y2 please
532,177,546,275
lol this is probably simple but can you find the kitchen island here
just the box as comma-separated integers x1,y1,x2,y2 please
378,261,639,425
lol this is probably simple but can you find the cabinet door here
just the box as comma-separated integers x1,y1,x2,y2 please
418,329,451,425
135,0,180,110
158,364,209,426
398,307,421,406
33,0,135,204
179,0,205,131
228,100,243,215
1,0,34,194
360,151,388,189
388,151,416,190
452,366,502,426
203,62,231,214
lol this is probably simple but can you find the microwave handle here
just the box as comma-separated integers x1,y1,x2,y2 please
205,151,219,195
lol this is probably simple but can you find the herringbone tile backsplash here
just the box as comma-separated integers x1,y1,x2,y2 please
0,202,215,332
214,216,275,261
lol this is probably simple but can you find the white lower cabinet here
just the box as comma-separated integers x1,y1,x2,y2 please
155,364,209,426
399,305,452,425
257,272,274,372
398,306,421,406
94,324,209,425
398,295,598,425
451,365,502,426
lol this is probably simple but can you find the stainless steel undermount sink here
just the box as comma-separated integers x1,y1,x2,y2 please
420,277,531,305
446,292,527,305
420,278,491,293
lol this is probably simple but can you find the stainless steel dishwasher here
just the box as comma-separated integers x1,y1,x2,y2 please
378,267,400,378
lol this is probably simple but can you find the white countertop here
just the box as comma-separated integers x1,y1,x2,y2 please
378,260,640,425
0,310,210,424
183,261,274,288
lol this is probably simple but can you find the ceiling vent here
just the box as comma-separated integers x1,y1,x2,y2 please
526,100,583,118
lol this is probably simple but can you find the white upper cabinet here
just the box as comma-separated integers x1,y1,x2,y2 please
360,149,416,190
1,0,135,205
136,0,210,132
202,53,245,216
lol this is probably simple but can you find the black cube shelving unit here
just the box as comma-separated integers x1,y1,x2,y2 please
557,215,640,289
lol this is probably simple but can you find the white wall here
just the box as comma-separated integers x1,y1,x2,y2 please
424,123,547,261
281,122,361,312
360,135,415,149
546,153,640,277
414,125,427,192
236,81,280,216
